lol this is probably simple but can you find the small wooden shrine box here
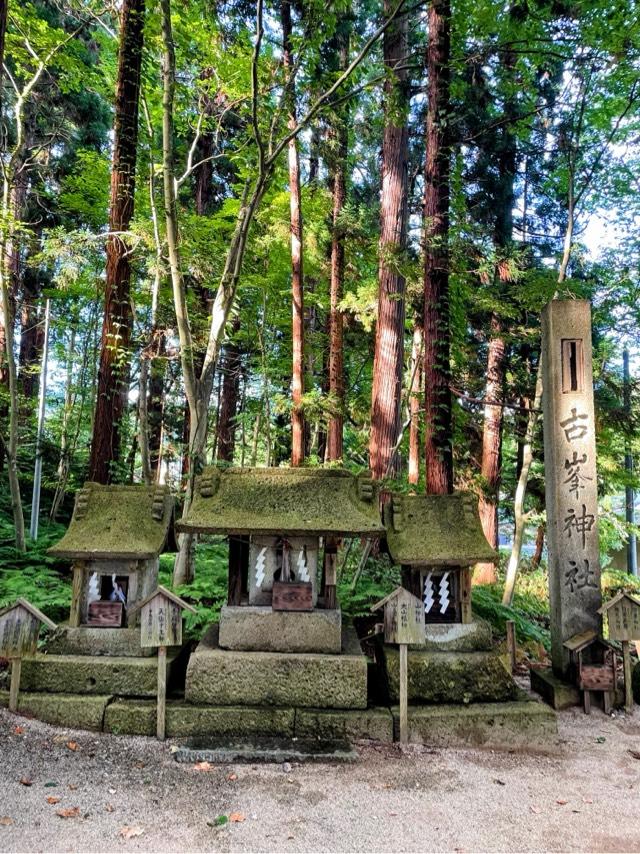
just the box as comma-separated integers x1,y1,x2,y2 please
564,629,617,714
48,483,174,629
384,493,497,625
0,599,56,658
132,586,196,648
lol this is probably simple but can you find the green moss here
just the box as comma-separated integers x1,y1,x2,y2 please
178,466,385,537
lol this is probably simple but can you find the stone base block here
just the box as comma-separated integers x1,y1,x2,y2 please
530,666,580,710
295,707,393,742
384,646,518,704
105,699,296,738
394,700,557,749
185,625,367,709
20,652,180,698
219,606,341,654
0,690,112,730
423,619,493,652
46,627,156,658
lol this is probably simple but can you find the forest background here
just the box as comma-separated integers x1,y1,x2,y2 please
0,0,639,648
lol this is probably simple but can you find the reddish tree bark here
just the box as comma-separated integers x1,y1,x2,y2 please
408,322,423,485
216,319,242,463
19,266,45,399
89,0,145,483
369,1,409,481
281,0,305,466
423,0,453,494
325,28,350,464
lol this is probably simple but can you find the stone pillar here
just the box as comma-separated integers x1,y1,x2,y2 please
542,300,601,677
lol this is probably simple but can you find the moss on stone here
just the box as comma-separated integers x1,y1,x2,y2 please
295,707,393,742
384,493,497,565
384,646,519,704
48,483,174,560
0,690,112,730
178,466,385,537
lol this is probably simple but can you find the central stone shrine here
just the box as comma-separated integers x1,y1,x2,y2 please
178,466,385,710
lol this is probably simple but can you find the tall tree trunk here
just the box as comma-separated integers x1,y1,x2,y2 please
423,0,452,495
89,0,145,484
325,26,350,463
369,0,409,481
216,320,241,462
18,267,45,400
281,0,305,466
408,321,423,485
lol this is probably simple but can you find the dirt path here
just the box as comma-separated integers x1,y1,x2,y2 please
0,706,639,853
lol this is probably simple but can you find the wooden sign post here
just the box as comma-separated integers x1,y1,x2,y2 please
372,587,426,744
598,592,640,714
0,599,56,712
130,586,195,740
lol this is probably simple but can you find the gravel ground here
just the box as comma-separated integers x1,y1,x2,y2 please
0,705,639,853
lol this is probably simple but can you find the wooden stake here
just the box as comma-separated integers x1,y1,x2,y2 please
157,645,167,740
9,658,21,713
506,620,517,673
399,642,408,744
623,640,633,715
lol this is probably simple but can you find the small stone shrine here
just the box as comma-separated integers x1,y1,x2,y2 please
177,466,385,709
379,492,519,707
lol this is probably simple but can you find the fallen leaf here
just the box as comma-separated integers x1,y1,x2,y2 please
134,761,145,769
119,826,144,839
288,835,295,840
0,817,13,826
13,726,23,735
19,778,32,787
68,785,78,791
582,797,593,804
530,806,542,814
105,804,115,813
229,813,245,823
389,811,398,816
56,807,80,819
595,736,606,744
227,773,238,782
194,761,213,771
208,816,228,827
46,797,61,805
628,750,640,761
493,779,506,786
66,741,78,752
556,799,568,805
44,782,58,788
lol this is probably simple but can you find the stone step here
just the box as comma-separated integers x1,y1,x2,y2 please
392,700,558,750
185,625,368,709
219,605,341,654
0,690,112,730
46,626,157,658
20,651,182,698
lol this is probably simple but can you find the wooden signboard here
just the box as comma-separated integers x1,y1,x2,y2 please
598,593,640,714
372,588,426,745
0,599,56,713
130,587,195,740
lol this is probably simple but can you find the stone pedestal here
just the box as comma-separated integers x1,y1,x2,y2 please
218,605,341,653
46,626,155,658
542,300,602,677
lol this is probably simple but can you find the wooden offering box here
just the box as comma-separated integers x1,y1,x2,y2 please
87,601,123,627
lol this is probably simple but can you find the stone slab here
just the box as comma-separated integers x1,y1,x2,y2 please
530,665,580,710
46,626,156,658
104,699,296,738
295,707,393,742
384,646,518,704
173,736,357,764
185,625,367,709
0,690,112,730
393,700,558,749
422,619,493,652
218,605,342,654
20,652,180,698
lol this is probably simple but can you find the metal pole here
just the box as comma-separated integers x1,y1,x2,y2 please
29,298,51,541
624,348,637,576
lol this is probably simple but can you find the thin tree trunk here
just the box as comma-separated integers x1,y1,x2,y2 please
326,26,350,463
531,522,545,569
423,0,452,494
369,0,409,481
216,320,241,463
281,0,305,467
89,0,145,484
50,325,77,520
408,322,422,485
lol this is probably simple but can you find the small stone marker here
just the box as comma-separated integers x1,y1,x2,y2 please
542,300,602,678
372,587,426,744
0,599,56,712
598,592,640,713
130,586,195,740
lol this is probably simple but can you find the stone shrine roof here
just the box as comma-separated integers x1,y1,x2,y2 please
384,492,497,566
48,483,174,561
176,466,385,537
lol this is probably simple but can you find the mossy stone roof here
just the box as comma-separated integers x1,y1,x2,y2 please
383,492,497,566
177,466,385,537
48,483,174,560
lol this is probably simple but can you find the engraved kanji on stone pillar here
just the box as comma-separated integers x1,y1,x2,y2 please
542,300,602,677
